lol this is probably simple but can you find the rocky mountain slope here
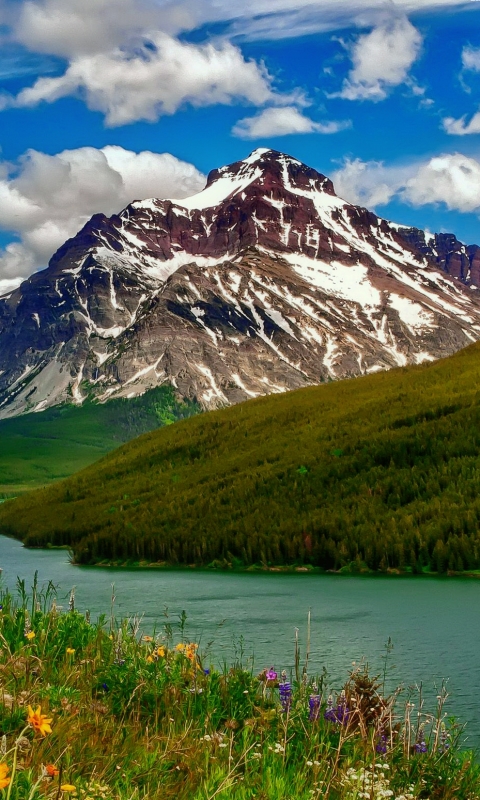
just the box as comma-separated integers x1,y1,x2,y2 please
1,147,480,418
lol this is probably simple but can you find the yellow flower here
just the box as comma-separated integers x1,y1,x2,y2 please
66,647,75,655
60,784,76,793
27,705,53,736
25,631,35,640
146,655,154,663
0,763,10,789
175,643,185,651
157,646,165,657
142,635,154,642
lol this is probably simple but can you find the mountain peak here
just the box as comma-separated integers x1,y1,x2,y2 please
169,148,336,212
2,148,480,418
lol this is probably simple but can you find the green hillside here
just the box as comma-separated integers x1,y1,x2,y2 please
0,386,200,494
3,342,480,573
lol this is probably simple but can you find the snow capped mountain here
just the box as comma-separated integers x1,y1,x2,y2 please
1,147,480,417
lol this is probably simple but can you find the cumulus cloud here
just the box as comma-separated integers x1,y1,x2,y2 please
442,46,480,134
331,158,411,207
332,152,480,215
15,0,168,57
403,154,480,212
462,45,480,73
13,33,274,125
443,111,480,135
9,0,469,51
333,17,423,101
232,106,350,138
0,145,205,291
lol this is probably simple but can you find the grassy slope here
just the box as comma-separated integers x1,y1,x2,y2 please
0,386,200,494
0,589,476,800
2,342,480,571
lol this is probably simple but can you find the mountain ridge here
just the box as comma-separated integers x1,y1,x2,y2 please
3,339,480,572
1,147,480,418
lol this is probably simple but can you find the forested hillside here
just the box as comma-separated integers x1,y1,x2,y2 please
3,343,480,573
0,386,200,494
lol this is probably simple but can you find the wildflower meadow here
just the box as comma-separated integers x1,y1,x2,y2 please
0,577,479,800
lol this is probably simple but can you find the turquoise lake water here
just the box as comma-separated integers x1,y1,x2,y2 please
1,534,479,748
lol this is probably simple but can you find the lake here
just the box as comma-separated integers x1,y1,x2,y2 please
1,534,479,748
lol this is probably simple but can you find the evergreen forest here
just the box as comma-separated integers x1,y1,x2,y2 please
3,342,480,574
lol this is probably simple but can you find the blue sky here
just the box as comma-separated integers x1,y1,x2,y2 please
0,0,480,293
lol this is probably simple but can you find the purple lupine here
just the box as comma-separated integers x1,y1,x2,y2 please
439,725,450,754
335,692,350,725
309,693,322,722
324,692,350,725
324,695,336,722
278,681,292,713
376,730,387,754
414,726,428,754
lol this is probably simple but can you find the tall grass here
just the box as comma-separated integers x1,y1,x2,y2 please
0,577,478,800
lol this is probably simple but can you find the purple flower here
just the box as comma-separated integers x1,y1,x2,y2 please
278,681,292,713
203,668,210,676
324,692,350,726
414,726,428,754
376,732,387,754
414,740,428,754
308,693,321,722
265,667,277,681
439,725,450,754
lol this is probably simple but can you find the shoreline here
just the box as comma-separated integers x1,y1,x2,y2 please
6,537,480,578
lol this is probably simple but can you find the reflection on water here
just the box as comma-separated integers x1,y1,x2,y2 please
1,534,480,748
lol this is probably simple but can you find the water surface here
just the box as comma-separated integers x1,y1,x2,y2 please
1,535,479,747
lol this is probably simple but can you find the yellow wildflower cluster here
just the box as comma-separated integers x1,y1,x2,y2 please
146,645,166,662
27,706,53,737
0,763,10,789
175,643,198,662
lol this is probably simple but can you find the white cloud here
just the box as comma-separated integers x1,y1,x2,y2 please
13,33,274,126
404,153,480,212
331,158,411,207
232,106,350,138
333,17,423,101
332,152,480,215
0,145,205,290
443,111,480,135
9,0,469,52
462,45,480,73
15,0,166,57
442,46,480,133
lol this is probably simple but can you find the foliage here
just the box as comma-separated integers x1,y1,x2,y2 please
0,580,477,800
0,385,200,494
5,343,480,572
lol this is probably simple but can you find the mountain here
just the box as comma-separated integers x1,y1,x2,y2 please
1,147,480,418
2,340,480,573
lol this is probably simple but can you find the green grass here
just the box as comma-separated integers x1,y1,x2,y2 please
0,386,200,494
4,342,480,572
0,580,477,800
